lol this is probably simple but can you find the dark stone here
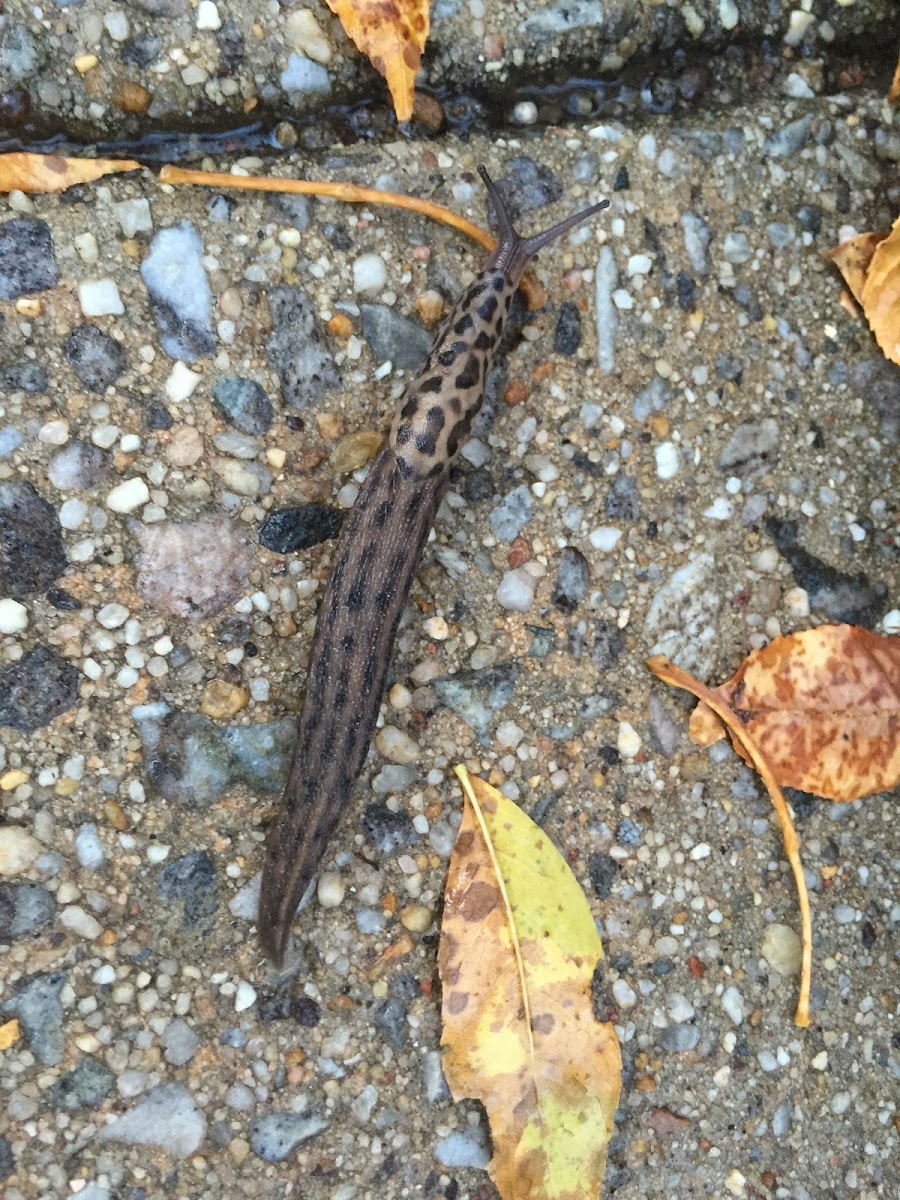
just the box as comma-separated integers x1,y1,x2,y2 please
0,882,54,938
0,971,66,1065
587,852,618,900
47,586,80,611
551,546,590,613
144,399,173,431
267,285,339,408
0,218,58,300
715,353,743,384
156,850,219,930
794,204,823,235
390,972,420,1002
613,166,630,191
0,87,30,126
460,467,494,504
658,1025,699,1052
616,819,642,847
493,157,562,220
361,802,417,854
121,33,162,67
373,997,408,1047
606,474,640,521
676,271,696,313
64,324,125,392
360,304,432,372
0,1136,13,1181
256,987,293,1023
0,645,79,732
598,745,621,766
0,480,66,596
51,1055,115,1110
731,284,763,321
0,360,48,392
259,504,343,553
652,957,676,976
765,518,887,626
526,625,556,658
553,302,581,356
130,0,186,16
216,19,245,74
590,960,616,1023
291,996,321,1027
784,786,816,820
212,377,274,435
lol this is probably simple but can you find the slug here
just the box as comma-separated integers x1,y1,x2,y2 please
258,165,609,965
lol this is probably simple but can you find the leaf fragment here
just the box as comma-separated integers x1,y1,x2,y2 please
439,767,622,1200
687,624,900,802
826,231,887,306
860,215,900,365
0,152,141,195
325,0,430,122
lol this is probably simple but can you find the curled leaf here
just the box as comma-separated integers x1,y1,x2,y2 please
826,231,887,306
325,0,430,122
860,215,900,365
688,624,900,802
0,152,141,194
440,767,622,1199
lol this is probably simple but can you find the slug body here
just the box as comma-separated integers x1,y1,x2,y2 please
259,167,608,964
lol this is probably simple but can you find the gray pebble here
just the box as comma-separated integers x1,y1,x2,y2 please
763,114,814,158
593,620,625,672
0,479,68,596
0,645,79,732
372,764,416,794
267,285,339,407
0,218,58,300
161,1017,200,1066
64,324,125,392
0,361,48,393
250,1112,329,1161
719,418,779,473
51,1055,115,1110
495,156,562,216
135,517,254,619
433,661,520,740
75,823,105,870
657,1024,700,1052
681,211,711,277
723,231,752,264
0,881,54,939
433,1126,491,1169
606,474,640,521
551,546,590,612
489,484,532,541
48,440,109,491
157,850,219,930
212,377,274,435
633,376,671,422
360,303,432,371
374,996,408,1047
1,971,66,1065
99,1083,206,1158
361,801,417,854
140,221,215,360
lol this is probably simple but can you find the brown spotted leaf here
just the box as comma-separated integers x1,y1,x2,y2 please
439,767,622,1200
0,152,141,194
688,625,900,802
826,231,887,307
325,0,429,122
860,214,900,365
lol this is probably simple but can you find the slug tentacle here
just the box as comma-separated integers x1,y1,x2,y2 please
258,165,608,965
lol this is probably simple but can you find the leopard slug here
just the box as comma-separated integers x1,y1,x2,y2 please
258,166,609,965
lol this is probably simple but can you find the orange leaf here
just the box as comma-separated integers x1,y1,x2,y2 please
826,231,887,306
889,54,900,104
686,625,900,802
0,152,141,194
325,0,429,122
860,215,900,365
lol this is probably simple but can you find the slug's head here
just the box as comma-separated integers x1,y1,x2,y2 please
478,163,609,284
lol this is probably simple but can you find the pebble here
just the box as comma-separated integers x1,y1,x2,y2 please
400,904,432,932
196,0,221,30
140,222,215,360
251,1112,329,1161
0,881,53,937
99,1083,207,1158
106,476,150,513
48,440,109,490
78,279,124,317
51,1055,115,1110
496,156,561,214
719,419,780,472
0,480,68,596
681,211,711,277
212,377,274,435
281,53,332,95
655,442,679,479
317,872,346,908
764,113,813,158
285,9,332,62
0,826,42,875
587,852,617,899
1,971,66,1065
721,985,744,1025
0,645,80,732
588,526,622,552
594,245,618,373
352,253,387,296
74,823,105,870
113,198,153,237
0,598,28,633
135,518,254,619
433,1128,491,1169
490,485,533,541
612,978,636,1008
360,303,432,371
361,801,416,853
375,725,420,764
658,1025,700,1052
157,850,219,929
645,553,723,678
235,980,257,1012
0,218,59,300
161,1017,199,1065
165,360,202,402
554,302,581,355
60,905,103,939
761,923,802,976
1,362,46,394
267,285,339,407
434,661,519,739
593,621,625,671
259,504,343,553
200,679,249,719
496,567,537,612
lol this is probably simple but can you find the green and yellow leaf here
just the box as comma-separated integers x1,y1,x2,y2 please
439,767,622,1200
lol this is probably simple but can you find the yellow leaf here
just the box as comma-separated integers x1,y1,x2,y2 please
860,214,900,365
890,54,900,105
325,0,429,122
0,152,141,195
439,767,622,1200
826,231,887,307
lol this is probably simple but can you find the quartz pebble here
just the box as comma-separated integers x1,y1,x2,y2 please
106,476,150,513
78,279,124,317
0,598,28,633
375,725,420,764
317,872,346,908
496,568,537,612
761,922,802,976
100,1084,206,1158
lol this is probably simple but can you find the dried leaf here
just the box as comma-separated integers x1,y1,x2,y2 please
826,231,887,306
647,655,812,1027
687,625,900,802
439,767,622,1200
860,215,900,365
890,54,900,104
0,152,141,194
325,0,429,122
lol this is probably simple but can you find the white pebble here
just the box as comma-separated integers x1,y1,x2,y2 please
719,0,739,32
375,724,420,764
0,826,42,875
74,232,99,263
60,905,103,939
107,477,150,513
97,602,129,629
496,720,525,749
317,872,346,908
78,278,124,317
103,11,130,41
588,526,622,552
39,418,69,445
783,586,810,618
234,979,257,1012
612,978,636,1008
196,0,221,30
165,361,202,402
654,442,679,479
75,823,105,870
0,598,28,634
627,253,653,276
496,568,537,612
113,198,152,237
422,616,449,640
703,497,733,520
689,842,711,860
512,100,538,125
882,608,900,634
59,498,87,527
285,8,332,63
617,721,641,759
352,253,387,296
721,985,744,1025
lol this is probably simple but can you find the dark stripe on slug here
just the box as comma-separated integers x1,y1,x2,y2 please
347,578,365,610
342,633,354,654
363,649,378,692
477,295,498,321
419,376,443,394
426,406,446,430
396,455,413,480
375,587,392,614
438,340,468,367
395,423,412,445
474,330,492,351
415,432,437,455
454,313,474,335
455,356,480,389
374,499,392,527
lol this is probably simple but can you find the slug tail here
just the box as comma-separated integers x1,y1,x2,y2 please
478,163,609,283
